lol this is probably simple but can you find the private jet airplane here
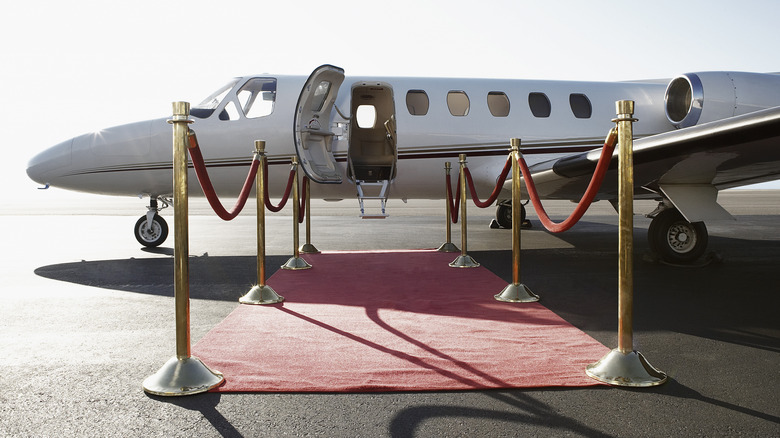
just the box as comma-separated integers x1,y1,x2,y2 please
26,65,780,264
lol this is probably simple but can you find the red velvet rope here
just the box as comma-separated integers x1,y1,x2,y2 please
464,156,512,208
518,130,618,233
298,177,308,223
445,172,461,223
187,132,259,221
445,155,511,223
264,161,295,213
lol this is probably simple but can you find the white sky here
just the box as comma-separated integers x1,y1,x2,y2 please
2,0,779,203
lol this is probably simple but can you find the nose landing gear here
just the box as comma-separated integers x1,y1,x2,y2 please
134,197,170,247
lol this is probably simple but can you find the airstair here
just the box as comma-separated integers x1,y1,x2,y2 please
356,180,389,219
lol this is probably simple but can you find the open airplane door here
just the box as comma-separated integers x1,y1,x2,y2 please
293,65,345,183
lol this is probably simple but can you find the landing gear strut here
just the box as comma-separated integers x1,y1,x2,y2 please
647,208,708,264
134,197,169,247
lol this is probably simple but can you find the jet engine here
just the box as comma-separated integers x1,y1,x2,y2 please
664,71,780,128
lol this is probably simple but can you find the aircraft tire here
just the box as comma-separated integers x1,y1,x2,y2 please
648,209,708,264
134,214,169,248
495,202,525,229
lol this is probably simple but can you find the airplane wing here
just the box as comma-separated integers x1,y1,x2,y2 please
520,106,780,221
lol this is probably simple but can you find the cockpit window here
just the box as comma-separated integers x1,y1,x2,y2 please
191,78,277,120
237,78,277,118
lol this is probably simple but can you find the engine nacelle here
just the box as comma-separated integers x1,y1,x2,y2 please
664,72,780,128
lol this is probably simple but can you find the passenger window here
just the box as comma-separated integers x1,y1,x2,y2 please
356,105,377,129
447,91,470,116
237,78,277,119
528,92,551,118
487,92,510,117
406,90,429,116
569,93,592,118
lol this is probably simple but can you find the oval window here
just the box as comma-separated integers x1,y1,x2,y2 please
406,90,429,116
528,92,551,118
487,92,510,117
447,91,470,116
569,93,592,119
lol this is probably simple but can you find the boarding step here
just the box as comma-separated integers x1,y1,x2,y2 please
356,180,389,219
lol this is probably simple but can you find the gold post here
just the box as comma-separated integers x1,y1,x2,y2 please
437,161,459,253
299,176,320,254
240,141,284,305
586,100,667,387
172,102,190,361
495,139,539,302
143,102,224,396
449,154,479,268
616,102,635,354
282,156,312,270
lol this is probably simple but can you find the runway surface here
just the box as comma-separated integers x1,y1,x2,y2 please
2,190,778,437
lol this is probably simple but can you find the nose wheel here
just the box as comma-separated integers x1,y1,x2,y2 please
134,214,169,247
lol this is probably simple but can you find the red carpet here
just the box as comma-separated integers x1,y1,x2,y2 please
192,250,609,392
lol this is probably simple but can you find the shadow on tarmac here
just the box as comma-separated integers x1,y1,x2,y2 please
388,390,615,437
147,393,245,437
33,229,780,354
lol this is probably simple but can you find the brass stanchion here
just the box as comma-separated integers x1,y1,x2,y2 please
586,100,667,387
282,156,312,270
437,161,460,253
299,176,320,254
240,141,285,305
143,102,224,396
449,154,480,268
495,139,539,302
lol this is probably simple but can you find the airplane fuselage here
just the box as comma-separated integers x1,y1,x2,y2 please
28,73,676,202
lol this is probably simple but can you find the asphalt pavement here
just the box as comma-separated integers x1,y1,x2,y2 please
1,191,778,437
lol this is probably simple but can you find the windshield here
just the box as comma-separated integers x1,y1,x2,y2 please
195,78,241,109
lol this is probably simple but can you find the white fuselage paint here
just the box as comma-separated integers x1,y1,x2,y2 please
28,74,674,207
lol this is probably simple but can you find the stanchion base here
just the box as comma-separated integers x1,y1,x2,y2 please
586,348,667,387
281,256,312,270
239,285,285,305
143,356,224,396
449,254,480,268
299,243,321,254
494,283,539,303
437,242,460,253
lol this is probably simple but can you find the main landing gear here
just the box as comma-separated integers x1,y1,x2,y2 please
134,197,170,247
493,200,710,265
495,201,526,229
647,206,708,265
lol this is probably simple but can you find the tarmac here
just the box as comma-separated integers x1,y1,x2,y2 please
1,190,778,437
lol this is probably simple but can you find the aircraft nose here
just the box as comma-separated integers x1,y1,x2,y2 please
26,138,74,186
